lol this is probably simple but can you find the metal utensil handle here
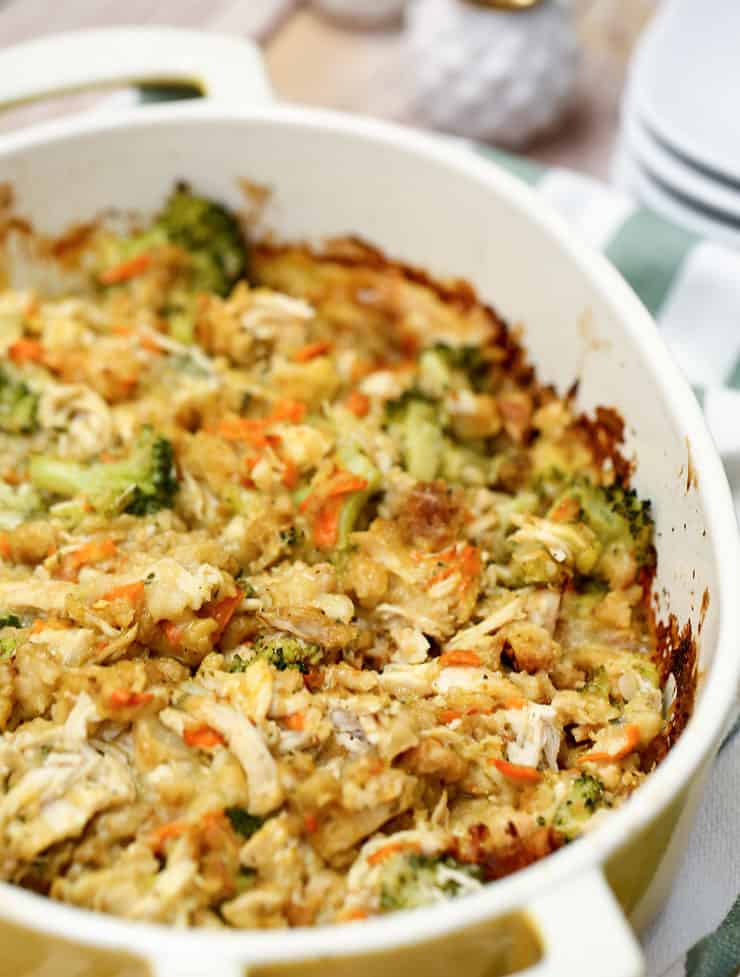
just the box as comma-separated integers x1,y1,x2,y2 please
0,26,272,111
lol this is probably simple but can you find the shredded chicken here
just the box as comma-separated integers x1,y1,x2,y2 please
0,206,669,929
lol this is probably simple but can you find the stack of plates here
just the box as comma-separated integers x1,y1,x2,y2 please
612,0,740,250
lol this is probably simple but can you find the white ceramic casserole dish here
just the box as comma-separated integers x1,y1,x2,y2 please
0,27,737,977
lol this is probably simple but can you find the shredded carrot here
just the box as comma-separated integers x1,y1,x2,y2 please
342,908,369,922
299,470,370,548
284,712,305,732
150,820,188,851
326,472,369,497
350,357,376,383
440,703,496,723
111,324,132,337
577,724,641,764
304,668,323,692
367,841,421,866
312,496,344,549
184,725,226,749
140,333,163,354
281,458,299,489
162,621,184,646
439,650,481,668
457,544,482,592
102,581,145,604
283,712,306,733
502,697,529,710
549,495,580,523
489,758,542,783
205,593,241,640
99,252,151,285
30,617,70,634
303,813,319,834
215,417,251,441
292,340,332,363
67,538,117,571
245,430,281,451
8,338,45,364
426,544,480,591
109,689,154,709
215,402,306,443
428,564,457,586
299,472,368,513
216,417,277,447
270,399,306,423
2,469,20,485
0,533,10,560
346,391,370,417
202,809,226,832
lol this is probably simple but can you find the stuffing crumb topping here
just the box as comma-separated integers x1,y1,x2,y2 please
0,186,669,928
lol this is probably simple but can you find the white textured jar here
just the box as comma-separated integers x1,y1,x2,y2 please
406,0,579,147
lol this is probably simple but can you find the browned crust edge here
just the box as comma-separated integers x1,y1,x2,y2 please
255,236,699,768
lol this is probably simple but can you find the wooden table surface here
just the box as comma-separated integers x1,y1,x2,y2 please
0,0,658,180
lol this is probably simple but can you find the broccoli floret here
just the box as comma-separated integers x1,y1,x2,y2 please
224,807,264,839
419,343,490,395
29,427,178,517
383,388,435,424
385,392,446,481
230,634,323,674
549,478,654,568
553,773,605,841
98,186,248,338
101,186,246,297
384,389,498,486
0,615,21,660
0,368,38,434
155,185,247,296
280,526,302,547
234,867,257,893
335,443,381,547
0,482,43,530
379,853,483,912
507,513,602,586
0,636,17,660
582,665,610,698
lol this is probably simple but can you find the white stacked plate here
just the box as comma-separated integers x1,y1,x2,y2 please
612,0,740,250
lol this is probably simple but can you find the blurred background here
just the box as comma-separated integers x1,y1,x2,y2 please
4,0,738,250
0,0,655,178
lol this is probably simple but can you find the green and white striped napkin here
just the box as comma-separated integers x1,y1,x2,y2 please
474,147,740,977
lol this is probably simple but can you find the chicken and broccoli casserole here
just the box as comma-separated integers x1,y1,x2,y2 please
0,187,680,928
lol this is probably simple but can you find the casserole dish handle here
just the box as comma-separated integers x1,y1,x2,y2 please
0,27,272,111
147,868,644,977
525,867,644,977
